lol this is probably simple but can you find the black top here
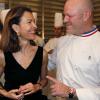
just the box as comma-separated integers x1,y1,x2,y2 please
1,46,47,100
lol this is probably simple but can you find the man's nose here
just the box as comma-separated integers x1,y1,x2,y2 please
64,15,69,23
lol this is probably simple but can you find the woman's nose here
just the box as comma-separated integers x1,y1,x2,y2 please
32,22,37,29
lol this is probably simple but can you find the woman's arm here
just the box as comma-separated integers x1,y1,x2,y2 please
0,50,23,100
0,50,9,97
38,49,48,88
0,50,5,89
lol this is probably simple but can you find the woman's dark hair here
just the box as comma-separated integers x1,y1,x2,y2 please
0,6,32,52
0,19,3,33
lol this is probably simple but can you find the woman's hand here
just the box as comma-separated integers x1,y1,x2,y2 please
19,82,40,95
6,89,24,100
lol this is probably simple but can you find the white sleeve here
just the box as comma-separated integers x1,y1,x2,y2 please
76,88,100,100
44,40,51,52
44,38,57,52
48,48,57,71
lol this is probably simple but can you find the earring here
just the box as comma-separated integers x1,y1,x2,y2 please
16,31,20,36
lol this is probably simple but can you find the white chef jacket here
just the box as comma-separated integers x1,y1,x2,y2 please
49,30,100,100
44,38,58,52
44,38,58,70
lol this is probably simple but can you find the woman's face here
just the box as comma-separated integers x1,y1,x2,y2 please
17,11,37,40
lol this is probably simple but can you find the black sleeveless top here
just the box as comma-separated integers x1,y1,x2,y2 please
2,46,47,100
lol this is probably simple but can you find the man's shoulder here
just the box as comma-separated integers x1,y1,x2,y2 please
45,38,58,45
57,35,68,42
49,38,58,42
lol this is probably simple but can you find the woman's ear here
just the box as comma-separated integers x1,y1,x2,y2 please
12,24,20,36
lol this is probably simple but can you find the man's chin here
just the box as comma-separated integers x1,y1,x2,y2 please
66,30,73,34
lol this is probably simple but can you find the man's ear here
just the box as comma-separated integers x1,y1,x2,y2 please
83,10,91,21
12,24,20,36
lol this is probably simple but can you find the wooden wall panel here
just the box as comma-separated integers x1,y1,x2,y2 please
44,0,65,40
93,0,100,28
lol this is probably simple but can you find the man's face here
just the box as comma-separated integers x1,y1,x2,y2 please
64,2,84,35
54,27,63,37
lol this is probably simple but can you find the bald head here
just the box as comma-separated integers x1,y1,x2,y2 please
65,0,93,13
64,0,93,35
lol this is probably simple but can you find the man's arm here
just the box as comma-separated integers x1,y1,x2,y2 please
47,75,100,100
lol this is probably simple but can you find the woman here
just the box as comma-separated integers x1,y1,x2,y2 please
0,6,48,100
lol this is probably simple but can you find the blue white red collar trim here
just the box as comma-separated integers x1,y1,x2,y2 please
81,27,98,37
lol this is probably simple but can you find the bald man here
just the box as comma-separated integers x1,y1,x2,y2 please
47,0,100,100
